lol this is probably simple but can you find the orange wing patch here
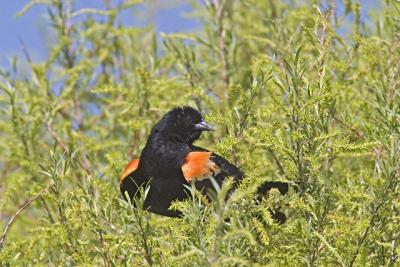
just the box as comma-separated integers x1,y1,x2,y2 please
120,158,139,182
181,152,221,182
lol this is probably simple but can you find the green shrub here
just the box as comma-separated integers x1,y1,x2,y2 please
0,0,399,266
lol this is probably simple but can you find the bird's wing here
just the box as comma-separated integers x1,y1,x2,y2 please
210,153,244,183
120,158,184,217
120,158,146,202
182,151,287,196
120,158,139,182
181,151,221,182
181,151,244,189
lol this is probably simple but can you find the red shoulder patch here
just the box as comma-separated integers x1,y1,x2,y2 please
120,158,139,182
181,152,221,182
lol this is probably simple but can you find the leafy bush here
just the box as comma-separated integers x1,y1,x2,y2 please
0,0,399,266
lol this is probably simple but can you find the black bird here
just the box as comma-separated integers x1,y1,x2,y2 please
120,107,288,220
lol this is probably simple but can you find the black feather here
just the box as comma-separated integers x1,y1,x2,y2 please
120,106,289,221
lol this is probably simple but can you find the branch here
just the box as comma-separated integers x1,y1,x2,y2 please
0,185,50,252
267,148,285,176
47,116,69,153
214,0,229,100
348,178,397,267
72,98,93,176
334,116,364,139
18,38,32,63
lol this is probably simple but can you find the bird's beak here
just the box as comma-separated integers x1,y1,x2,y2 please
194,120,215,131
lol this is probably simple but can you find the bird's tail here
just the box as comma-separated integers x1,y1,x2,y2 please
256,181,289,224
256,181,289,196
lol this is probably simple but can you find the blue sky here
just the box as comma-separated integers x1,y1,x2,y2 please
0,1,201,68
0,1,380,68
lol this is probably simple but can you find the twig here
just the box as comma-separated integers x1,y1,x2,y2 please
47,116,69,153
316,7,330,90
328,0,337,28
389,231,398,264
18,38,32,63
334,116,364,139
40,197,55,224
348,178,396,267
114,36,124,82
310,197,331,264
133,208,153,266
128,132,138,158
48,109,92,176
267,148,285,176
214,0,229,100
0,186,49,252
72,97,93,176
98,229,111,267
58,0,92,176
91,196,111,267
59,0,74,68
348,203,384,267
387,41,400,102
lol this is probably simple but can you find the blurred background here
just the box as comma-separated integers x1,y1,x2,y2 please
0,0,381,69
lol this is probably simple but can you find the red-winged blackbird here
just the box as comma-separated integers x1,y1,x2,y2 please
120,107,288,221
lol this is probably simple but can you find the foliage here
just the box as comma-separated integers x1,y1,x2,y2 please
0,0,400,266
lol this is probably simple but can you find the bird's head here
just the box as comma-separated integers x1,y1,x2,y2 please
151,106,215,144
